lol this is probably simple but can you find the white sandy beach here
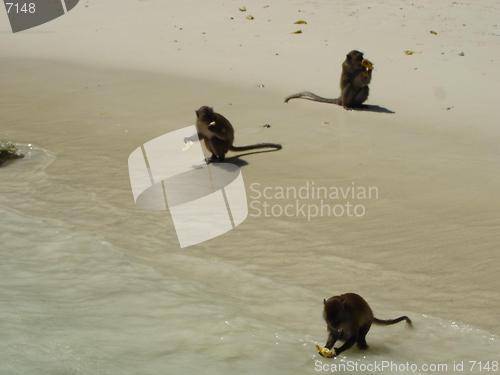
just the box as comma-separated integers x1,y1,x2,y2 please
1,1,499,374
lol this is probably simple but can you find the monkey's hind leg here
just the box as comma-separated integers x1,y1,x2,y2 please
353,87,369,107
203,141,217,163
357,324,371,350
212,138,228,161
205,154,219,164
205,138,227,163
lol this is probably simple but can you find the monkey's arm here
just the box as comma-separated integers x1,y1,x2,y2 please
354,70,372,87
333,335,357,356
325,331,338,350
207,125,232,142
211,132,230,142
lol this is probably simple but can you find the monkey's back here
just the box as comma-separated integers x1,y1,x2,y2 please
214,113,235,144
339,293,374,327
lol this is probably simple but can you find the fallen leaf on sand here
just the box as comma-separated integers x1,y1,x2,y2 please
294,20,307,24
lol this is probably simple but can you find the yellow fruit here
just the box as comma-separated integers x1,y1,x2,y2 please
362,59,374,70
316,344,335,358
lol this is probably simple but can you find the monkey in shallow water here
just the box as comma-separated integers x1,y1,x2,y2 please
191,106,282,162
285,50,373,109
322,293,411,356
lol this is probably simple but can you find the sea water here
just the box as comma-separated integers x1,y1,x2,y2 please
0,144,498,375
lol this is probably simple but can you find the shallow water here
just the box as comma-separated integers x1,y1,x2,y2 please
1,61,499,374
0,146,498,374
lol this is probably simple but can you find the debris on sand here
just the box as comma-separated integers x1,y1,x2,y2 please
458,51,465,56
294,20,307,25
404,50,415,55
0,141,24,167
239,6,247,12
292,29,303,34
263,124,271,128
246,15,255,20
430,30,438,35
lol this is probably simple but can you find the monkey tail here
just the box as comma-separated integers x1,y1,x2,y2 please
229,143,282,152
284,91,340,104
373,316,412,326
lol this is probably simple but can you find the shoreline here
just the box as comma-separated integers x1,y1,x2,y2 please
1,58,499,335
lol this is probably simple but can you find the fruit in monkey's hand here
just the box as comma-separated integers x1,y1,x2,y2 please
316,344,335,358
362,59,374,71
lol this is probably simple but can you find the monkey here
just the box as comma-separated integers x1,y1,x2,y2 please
322,293,411,357
189,106,282,162
285,50,373,109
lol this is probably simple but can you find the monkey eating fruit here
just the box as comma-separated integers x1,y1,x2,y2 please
285,50,373,109
321,293,411,357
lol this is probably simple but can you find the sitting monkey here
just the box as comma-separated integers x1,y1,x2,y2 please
190,106,282,162
285,50,373,109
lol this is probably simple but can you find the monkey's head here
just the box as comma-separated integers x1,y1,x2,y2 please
344,50,365,70
323,297,345,327
196,106,216,123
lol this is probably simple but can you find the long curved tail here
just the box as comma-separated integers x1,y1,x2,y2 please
284,91,340,104
229,143,282,152
374,316,412,325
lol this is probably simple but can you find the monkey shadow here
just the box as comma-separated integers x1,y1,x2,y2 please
338,343,392,358
355,104,395,114
359,343,393,356
221,149,282,167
